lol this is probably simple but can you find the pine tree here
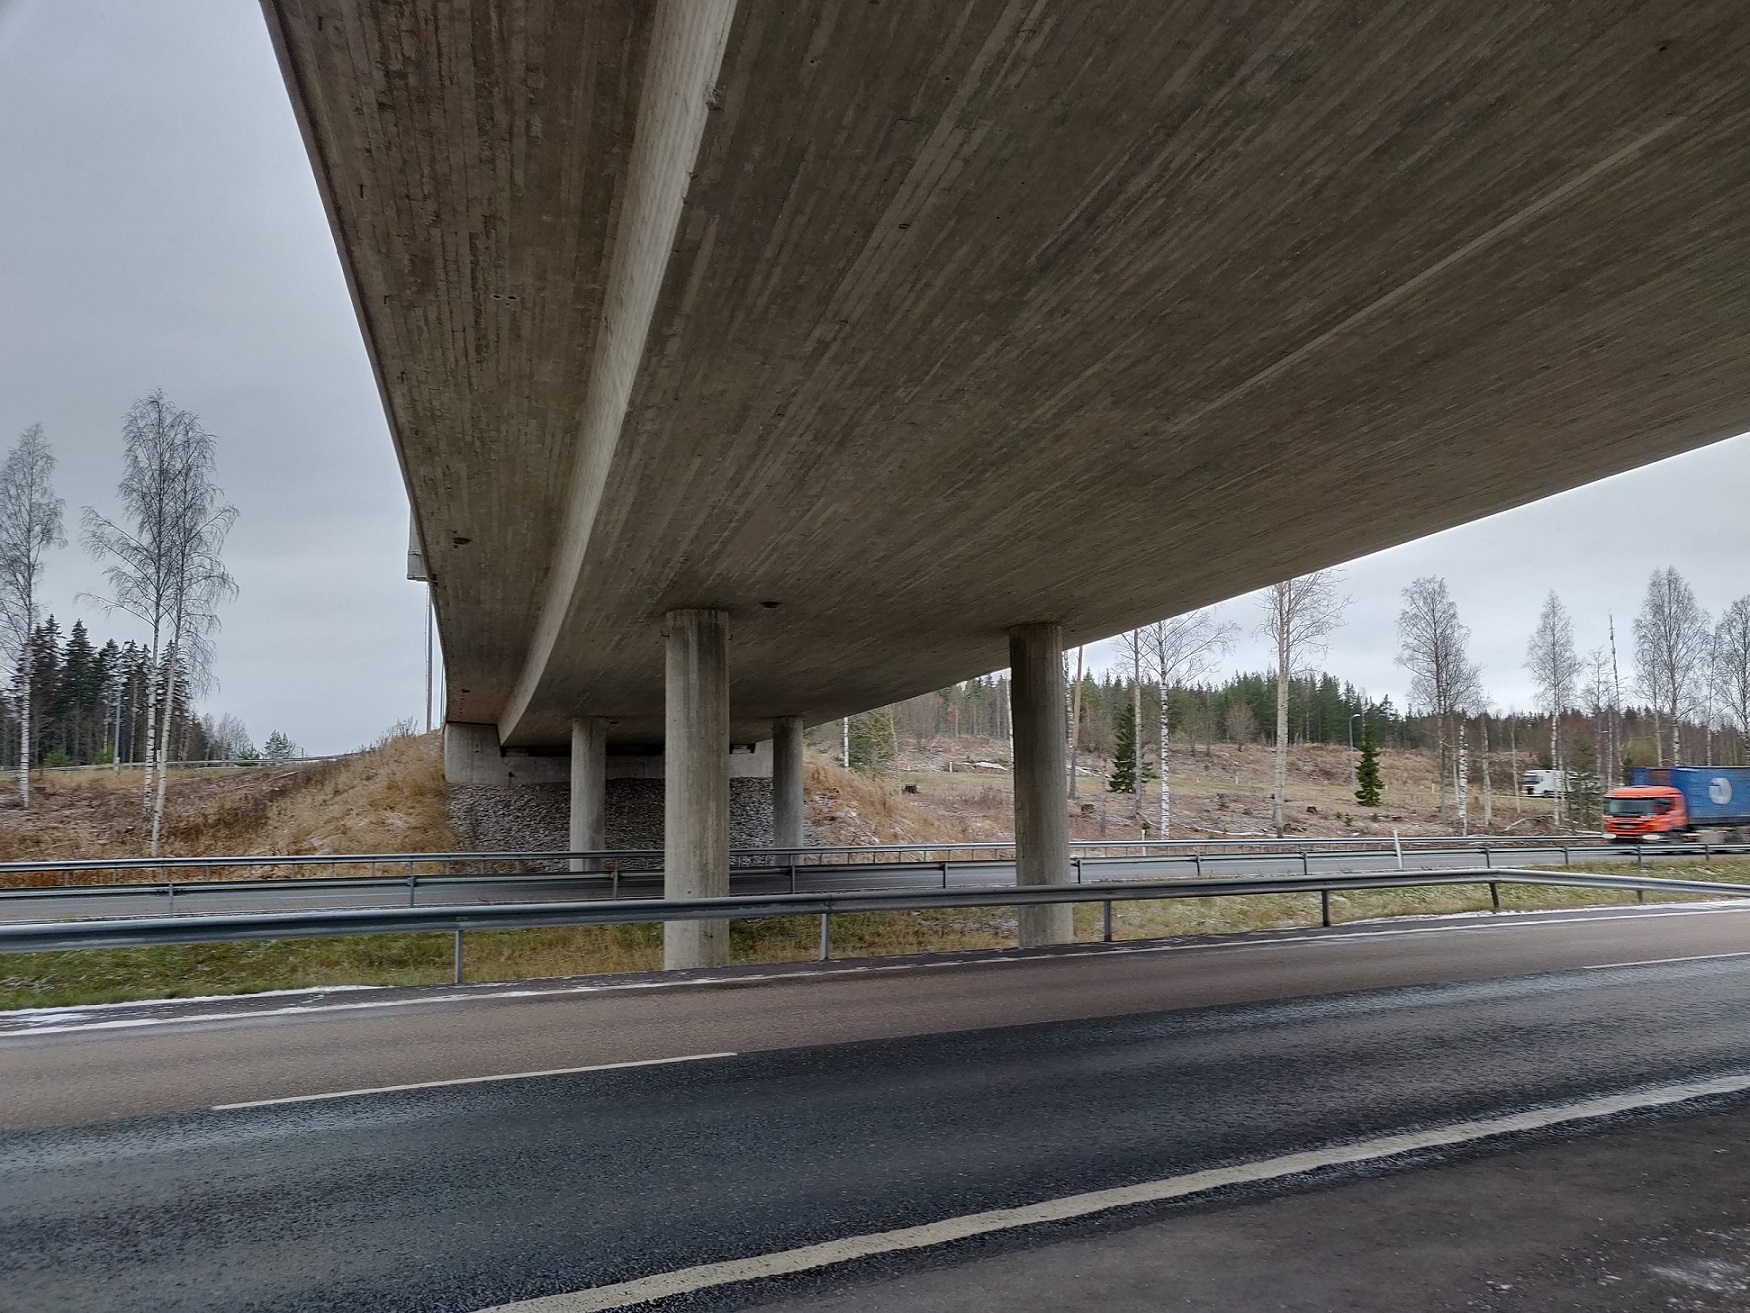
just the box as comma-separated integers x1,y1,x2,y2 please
1109,701,1153,793
1354,714,1383,808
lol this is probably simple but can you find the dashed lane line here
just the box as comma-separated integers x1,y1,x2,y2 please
210,1051,736,1110
1582,950,1750,971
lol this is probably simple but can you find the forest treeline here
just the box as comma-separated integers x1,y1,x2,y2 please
846,669,1727,775
0,614,259,769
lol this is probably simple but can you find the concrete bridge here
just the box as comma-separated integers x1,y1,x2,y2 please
263,0,1750,965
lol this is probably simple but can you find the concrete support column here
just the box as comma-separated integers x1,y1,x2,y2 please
772,716,806,851
1010,622,1073,946
568,717,606,872
664,609,731,969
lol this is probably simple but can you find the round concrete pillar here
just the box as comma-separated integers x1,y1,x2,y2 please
772,716,806,850
664,609,731,968
1010,622,1074,946
569,717,607,872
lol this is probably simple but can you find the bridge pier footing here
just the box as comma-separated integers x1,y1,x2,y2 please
569,717,606,872
664,609,731,969
1011,621,1074,947
772,715,806,851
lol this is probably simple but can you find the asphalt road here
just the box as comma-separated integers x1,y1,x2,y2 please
3,902,1750,1311
0,841,1666,922
754,1102,1750,1313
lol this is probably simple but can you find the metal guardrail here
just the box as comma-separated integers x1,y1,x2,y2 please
8,839,1741,915
5,867,1748,986
0,834,1626,891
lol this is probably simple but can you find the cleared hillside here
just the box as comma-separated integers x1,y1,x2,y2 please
0,730,456,862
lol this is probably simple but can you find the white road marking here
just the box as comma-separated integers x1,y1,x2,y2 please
1582,950,1750,971
210,1051,736,1110
8,901,1750,1038
479,1070,1750,1313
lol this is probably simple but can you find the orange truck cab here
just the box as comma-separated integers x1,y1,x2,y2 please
1604,767,1750,842
1602,786,1686,840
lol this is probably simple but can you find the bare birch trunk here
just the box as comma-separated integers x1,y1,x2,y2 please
1132,650,1143,822
1511,725,1521,817
150,646,179,857
1481,715,1494,830
1435,721,1449,822
1068,646,1084,799
1272,632,1289,835
1158,676,1169,838
17,669,29,808
1549,711,1561,829
1671,714,1681,769
1456,720,1468,835
140,631,161,813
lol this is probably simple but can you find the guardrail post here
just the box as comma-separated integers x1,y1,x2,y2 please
1489,881,1500,913
407,868,417,907
1482,847,1492,870
941,861,949,890
1194,853,1202,877
1562,846,1570,866
1103,899,1113,943
789,858,798,895
453,930,464,985
166,880,174,912
1320,888,1331,928
1074,857,1082,885
1301,852,1310,879
1636,887,1645,904
819,912,831,961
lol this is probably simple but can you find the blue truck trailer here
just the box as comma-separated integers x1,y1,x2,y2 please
1607,766,1750,840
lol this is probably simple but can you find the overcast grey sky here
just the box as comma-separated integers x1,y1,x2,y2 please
2,2,1746,749
0,0,427,754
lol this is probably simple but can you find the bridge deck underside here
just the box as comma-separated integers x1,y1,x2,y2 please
268,1,1750,747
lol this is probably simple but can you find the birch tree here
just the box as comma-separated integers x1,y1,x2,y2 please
1260,572,1349,833
1525,592,1581,824
1394,576,1480,824
1715,597,1750,765
1582,647,1616,791
1067,645,1084,799
1141,608,1236,837
0,425,65,806
1633,567,1709,767
83,392,237,853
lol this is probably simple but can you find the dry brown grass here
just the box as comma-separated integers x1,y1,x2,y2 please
0,731,456,863
804,750,985,845
889,736,1559,844
244,731,457,855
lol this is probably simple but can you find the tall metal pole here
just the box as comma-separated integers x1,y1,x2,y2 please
424,585,434,734
111,675,124,771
